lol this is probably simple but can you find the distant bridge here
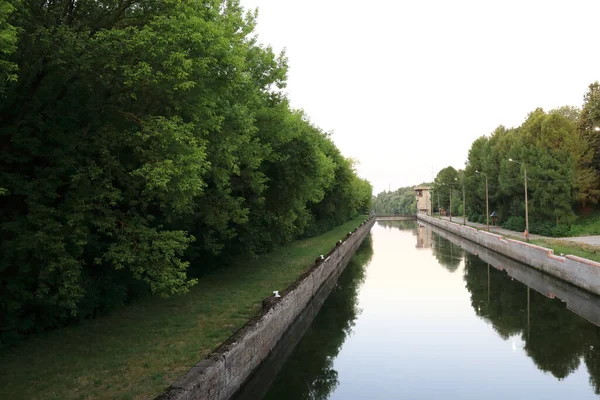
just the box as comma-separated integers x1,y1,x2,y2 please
375,214,417,221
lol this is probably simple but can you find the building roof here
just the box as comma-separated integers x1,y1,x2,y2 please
414,186,432,190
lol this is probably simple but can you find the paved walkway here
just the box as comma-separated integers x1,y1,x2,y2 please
435,216,544,240
432,216,600,247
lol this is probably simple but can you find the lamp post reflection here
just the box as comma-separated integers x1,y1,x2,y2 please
487,263,490,309
527,286,531,340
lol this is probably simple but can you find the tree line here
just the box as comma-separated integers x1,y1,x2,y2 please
431,82,600,236
372,186,421,215
0,0,372,344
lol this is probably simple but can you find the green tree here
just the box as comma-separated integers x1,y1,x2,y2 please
0,0,372,343
432,166,459,211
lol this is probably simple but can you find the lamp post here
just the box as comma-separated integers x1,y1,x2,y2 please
436,179,458,221
430,189,434,217
509,158,529,241
439,179,458,222
447,178,458,222
475,170,489,231
462,181,466,226
449,188,452,222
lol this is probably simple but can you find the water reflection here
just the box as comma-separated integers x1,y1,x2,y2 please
262,235,374,400
429,231,464,273
416,224,432,249
465,252,600,384
426,222,600,393
376,220,418,233
247,221,600,399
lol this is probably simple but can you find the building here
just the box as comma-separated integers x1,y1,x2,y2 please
414,186,432,215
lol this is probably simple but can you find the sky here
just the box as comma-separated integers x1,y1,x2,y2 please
238,0,600,194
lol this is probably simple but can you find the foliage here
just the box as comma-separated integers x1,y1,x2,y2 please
502,217,525,232
0,0,18,95
0,0,371,343
436,88,600,236
0,216,368,400
580,82,600,179
464,252,600,384
431,166,459,212
468,213,480,222
371,185,427,215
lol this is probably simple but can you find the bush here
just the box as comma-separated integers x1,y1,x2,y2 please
551,224,571,237
477,214,486,224
503,216,525,231
529,221,554,236
469,213,480,222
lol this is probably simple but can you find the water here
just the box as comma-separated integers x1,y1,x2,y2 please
240,220,600,399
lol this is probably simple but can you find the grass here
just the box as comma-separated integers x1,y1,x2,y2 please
568,209,600,236
531,239,600,264
0,216,368,400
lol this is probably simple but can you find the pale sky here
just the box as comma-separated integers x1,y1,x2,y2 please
239,0,600,194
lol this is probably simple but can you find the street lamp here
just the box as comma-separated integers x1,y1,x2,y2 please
475,170,489,231
509,158,529,241
435,179,459,221
442,178,458,222
462,180,466,226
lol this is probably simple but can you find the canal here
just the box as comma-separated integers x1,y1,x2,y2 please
236,220,600,399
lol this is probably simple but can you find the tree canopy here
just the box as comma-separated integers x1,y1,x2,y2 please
0,0,372,344
433,83,600,235
372,185,422,215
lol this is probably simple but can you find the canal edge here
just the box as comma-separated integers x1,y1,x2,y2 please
417,214,600,296
154,216,376,400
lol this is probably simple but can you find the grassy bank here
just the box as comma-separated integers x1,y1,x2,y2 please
0,216,368,400
531,239,600,264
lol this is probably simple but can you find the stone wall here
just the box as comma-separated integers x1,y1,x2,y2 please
417,214,600,296
155,216,376,400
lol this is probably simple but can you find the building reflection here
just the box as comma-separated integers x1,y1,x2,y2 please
416,224,433,249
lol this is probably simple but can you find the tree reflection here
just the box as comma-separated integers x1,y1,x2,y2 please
376,220,418,232
263,235,374,400
463,252,600,388
430,232,464,272
584,346,600,394
463,255,524,339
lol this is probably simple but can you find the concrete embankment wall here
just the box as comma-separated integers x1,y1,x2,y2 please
417,214,600,296
156,216,376,400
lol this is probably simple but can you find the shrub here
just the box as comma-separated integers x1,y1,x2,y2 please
503,216,525,231
529,221,554,236
551,224,571,237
